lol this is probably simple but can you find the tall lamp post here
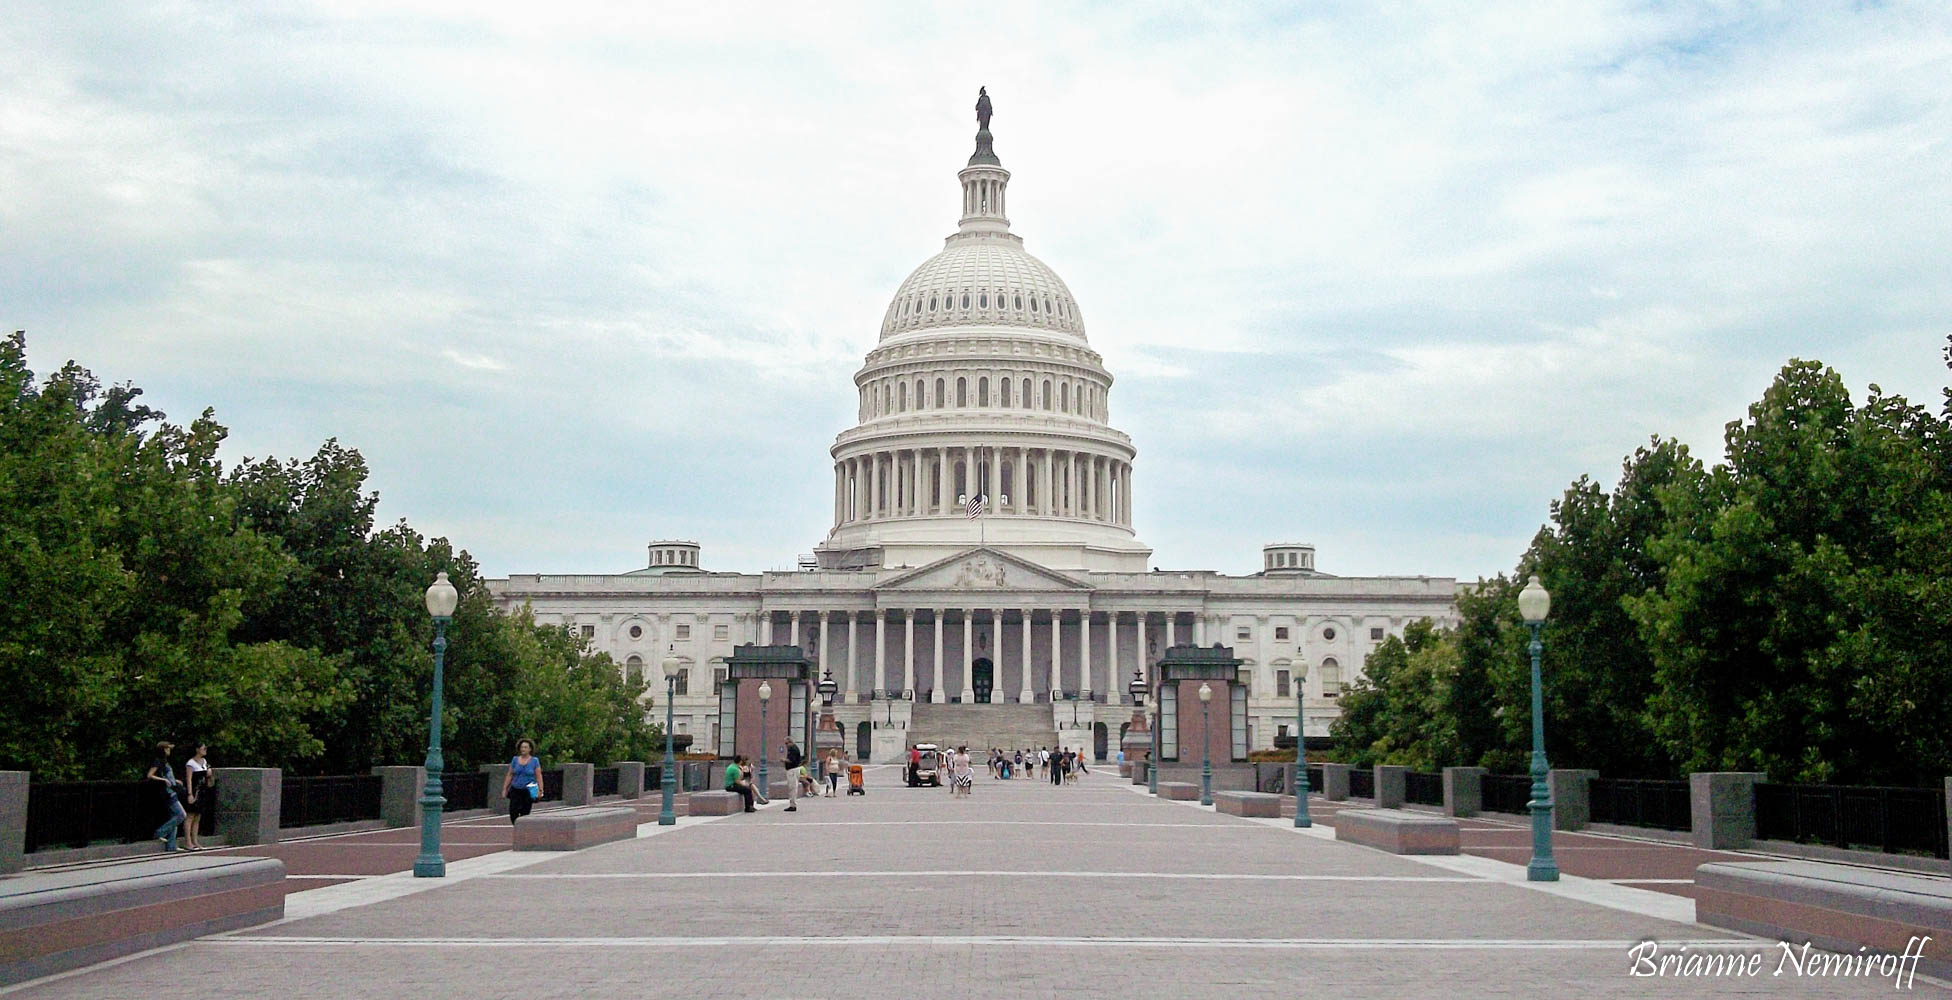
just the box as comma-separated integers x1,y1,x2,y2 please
1518,575,1558,882
658,645,681,826
757,681,773,795
1198,682,1213,806
413,572,457,878
1293,666,1311,828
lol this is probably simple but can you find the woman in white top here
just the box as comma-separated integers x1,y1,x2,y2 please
181,743,212,851
950,748,973,798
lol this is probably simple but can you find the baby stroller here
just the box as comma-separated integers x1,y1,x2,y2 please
847,763,866,795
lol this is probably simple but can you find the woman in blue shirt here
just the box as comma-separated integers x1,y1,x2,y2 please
501,738,542,823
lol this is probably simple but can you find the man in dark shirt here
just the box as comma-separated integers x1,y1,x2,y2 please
782,740,804,813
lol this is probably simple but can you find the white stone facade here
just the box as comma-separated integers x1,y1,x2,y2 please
486,95,1457,757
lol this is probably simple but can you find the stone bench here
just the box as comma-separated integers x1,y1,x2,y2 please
1696,860,1952,981
1156,782,1199,801
1215,791,1281,818
1117,762,1132,777
513,806,638,851
1332,808,1460,855
687,791,743,816
0,854,285,986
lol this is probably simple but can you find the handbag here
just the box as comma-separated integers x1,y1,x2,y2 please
527,781,543,801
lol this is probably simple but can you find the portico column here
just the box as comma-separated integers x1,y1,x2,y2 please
818,611,830,684
1015,449,1027,513
938,448,949,513
1080,609,1093,698
1194,613,1205,646
1019,609,1034,703
1166,613,1175,650
845,613,859,702
760,612,772,645
1042,450,1054,515
789,612,800,651
904,609,916,697
990,448,1002,508
1108,611,1121,702
865,454,877,519
962,610,976,703
875,610,887,697
964,445,975,501
1052,610,1064,697
1084,456,1095,521
932,610,946,703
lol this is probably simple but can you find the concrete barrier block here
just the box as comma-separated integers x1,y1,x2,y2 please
1375,765,1407,809
209,768,279,847
688,791,742,816
1333,808,1461,855
560,763,595,806
1321,763,1350,802
0,772,25,875
1156,782,1199,801
513,806,638,851
371,766,423,829
1442,766,1485,818
1548,768,1597,831
481,764,510,814
1690,772,1764,850
611,762,645,799
1215,791,1280,817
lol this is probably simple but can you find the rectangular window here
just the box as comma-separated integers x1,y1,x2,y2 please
716,683,736,758
676,624,691,640
790,682,809,747
1231,684,1249,761
714,624,729,641
675,669,689,696
714,667,729,686
1235,627,1251,641
1159,684,1178,761
1274,626,1289,640
1370,627,1385,641
1276,669,1291,698
580,624,595,640
1321,663,1341,697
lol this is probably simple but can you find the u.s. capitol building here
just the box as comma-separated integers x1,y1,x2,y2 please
489,92,1455,761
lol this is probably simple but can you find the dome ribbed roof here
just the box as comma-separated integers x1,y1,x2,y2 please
879,238,1086,342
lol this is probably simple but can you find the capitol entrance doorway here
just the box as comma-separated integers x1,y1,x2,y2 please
972,657,993,703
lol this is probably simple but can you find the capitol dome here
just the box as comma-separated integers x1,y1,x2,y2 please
880,241,1087,342
816,90,1150,575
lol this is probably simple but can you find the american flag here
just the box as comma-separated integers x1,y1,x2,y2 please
965,493,987,519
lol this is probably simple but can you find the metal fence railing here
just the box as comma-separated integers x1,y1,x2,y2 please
1348,768,1375,799
538,768,565,802
443,771,489,812
26,781,149,852
592,766,621,798
1304,764,1322,794
1755,783,1948,859
1482,774,1532,815
279,774,383,829
1589,778,1692,832
1405,771,1444,807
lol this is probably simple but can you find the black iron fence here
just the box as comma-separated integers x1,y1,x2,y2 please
26,781,149,852
1405,771,1444,807
1348,768,1375,799
539,768,565,802
279,774,383,829
593,766,621,798
1482,774,1532,815
443,771,489,812
1304,764,1322,794
1755,783,1948,859
1589,778,1692,832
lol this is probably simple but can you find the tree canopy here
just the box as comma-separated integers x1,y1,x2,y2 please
0,332,655,780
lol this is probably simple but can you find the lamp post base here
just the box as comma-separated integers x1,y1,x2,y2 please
412,857,446,878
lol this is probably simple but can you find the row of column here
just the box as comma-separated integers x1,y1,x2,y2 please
833,446,1132,527
760,609,1232,703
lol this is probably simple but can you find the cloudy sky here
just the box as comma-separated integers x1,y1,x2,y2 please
5,2,1948,580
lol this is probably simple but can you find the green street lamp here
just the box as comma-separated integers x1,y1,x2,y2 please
413,571,457,878
1198,681,1213,806
757,681,773,795
1293,666,1311,829
1518,574,1559,882
1126,667,1149,793
1148,672,1161,796
658,645,682,826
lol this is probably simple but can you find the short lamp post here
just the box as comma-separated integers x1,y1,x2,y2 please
658,645,682,826
1293,667,1311,828
1518,574,1559,882
757,681,773,794
1198,681,1213,806
1127,667,1149,789
413,571,458,878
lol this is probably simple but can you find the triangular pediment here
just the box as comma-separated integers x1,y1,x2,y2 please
876,547,1090,593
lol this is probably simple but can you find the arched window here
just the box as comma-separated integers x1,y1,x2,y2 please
956,377,967,407
1060,383,1069,412
1042,379,1053,410
935,378,945,408
625,655,644,685
899,382,908,412
1014,294,1023,310
914,379,924,409
961,293,970,309
1001,378,1012,407
929,296,937,312
979,292,988,309
1320,658,1342,697
1021,378,1031,407
1030,297,1039,313
978,377,988,406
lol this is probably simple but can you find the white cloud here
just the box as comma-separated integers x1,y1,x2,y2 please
3,1,1948,580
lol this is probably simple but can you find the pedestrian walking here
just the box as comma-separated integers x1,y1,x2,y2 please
146,742,185,852
502,738,542,824
782,739,804,812
1051,749,1065,786
951,747,973,798
823,750,843,796
181,742,212,850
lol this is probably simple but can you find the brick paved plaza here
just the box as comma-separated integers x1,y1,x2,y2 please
9,769,1940,999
